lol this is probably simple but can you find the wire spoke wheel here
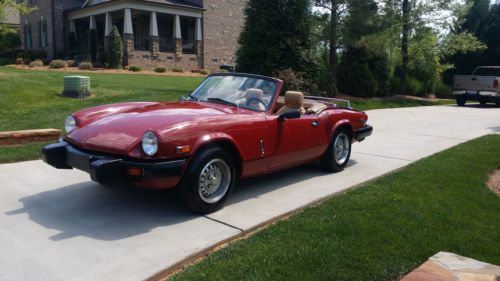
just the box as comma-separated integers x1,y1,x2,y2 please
198,159,231,204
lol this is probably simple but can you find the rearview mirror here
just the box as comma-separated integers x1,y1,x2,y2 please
278,110,301,121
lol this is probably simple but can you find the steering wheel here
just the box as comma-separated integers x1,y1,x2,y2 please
246,98,267,110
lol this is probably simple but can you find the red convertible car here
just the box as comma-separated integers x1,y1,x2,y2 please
42,73,372,213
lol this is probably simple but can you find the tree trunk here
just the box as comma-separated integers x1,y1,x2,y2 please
329,2,338,83
400,0,410,95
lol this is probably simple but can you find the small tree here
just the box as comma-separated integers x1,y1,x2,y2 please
67,31,77,51
106,26,122,69
89,29,98,63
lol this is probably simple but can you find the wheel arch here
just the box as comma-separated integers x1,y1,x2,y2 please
191,135,243,180
331,120,353,140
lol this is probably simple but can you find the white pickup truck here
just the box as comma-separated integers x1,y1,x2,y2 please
453,66,500,106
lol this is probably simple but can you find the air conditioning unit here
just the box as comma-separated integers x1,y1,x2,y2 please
62,76,91,98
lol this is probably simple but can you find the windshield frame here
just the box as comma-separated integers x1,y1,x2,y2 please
190,73,282,113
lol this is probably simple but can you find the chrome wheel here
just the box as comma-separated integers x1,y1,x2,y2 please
333,133,350,165
198,159,231,204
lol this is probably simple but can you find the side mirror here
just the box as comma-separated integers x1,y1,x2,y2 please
278,110,301,121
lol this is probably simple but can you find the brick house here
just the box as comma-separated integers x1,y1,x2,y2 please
20,0,246,71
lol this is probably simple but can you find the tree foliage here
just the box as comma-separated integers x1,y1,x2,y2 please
236,0,314,76
0,26,21,53
0,0,34,23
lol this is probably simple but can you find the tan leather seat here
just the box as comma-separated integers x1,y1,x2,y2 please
244,88,266,111
276,91,306,115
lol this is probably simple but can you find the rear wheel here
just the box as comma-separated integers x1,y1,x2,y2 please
456,96,466,106
178,147,235,214
320,128,352,173
496,98,500,107
479,99,487,106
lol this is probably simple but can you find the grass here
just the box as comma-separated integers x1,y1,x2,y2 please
0,67,451,164
170,135,500,281
351,98,452,111
0,141,53,164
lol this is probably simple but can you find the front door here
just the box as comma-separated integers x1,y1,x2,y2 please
267,115,328,169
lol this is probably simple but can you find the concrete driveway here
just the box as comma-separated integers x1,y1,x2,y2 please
0,105,499,281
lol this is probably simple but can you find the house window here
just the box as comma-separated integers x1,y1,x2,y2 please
39,17,48,48
24,23,32,49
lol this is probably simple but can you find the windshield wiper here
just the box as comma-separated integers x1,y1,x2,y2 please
206,98,238,108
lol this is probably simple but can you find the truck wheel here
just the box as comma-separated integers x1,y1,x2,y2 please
178,147,235,214
479,98,487,106
456,96,466,106
320,128,352,173
495,99,500,107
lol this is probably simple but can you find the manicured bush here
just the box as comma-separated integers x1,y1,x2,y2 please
67,31,77,51
128,65,142,72
15,58,23,65
66,60,75,67
154,67,166,73
49,59,67,69
106,26,123,69
191,69,201,73
29,60,44,67
78,62,93,70
0,58,14,65
172,66,184,73
0,26,21,54
199,69,210,75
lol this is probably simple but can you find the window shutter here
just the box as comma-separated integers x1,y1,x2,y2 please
24,25,28,49
39,19,42,48
28,24,32,49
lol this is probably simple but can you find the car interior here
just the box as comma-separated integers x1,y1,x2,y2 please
274,91,327,115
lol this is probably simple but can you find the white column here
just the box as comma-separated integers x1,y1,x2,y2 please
195,17,202,41
89,15,96,29
69,20,76,32
105,12,112,36
174,14,181,39
149,11,158,37
123,8,133,34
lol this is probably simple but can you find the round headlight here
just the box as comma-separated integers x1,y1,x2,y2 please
64,115,76,133
142,131,158,156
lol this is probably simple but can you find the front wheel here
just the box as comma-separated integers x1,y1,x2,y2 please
320,128,352,173
178,147,235,214
456,96,466,106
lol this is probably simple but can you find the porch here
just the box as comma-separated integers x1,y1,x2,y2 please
67,0,203,69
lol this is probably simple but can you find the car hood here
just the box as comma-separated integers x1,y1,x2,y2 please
66,101,253,155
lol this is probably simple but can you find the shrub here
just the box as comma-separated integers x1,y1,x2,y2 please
172,66,184,73
106,26,123,69
191,69,201,73
0,26,21,53
199,69,210,75
78,62,93,70
29,59,43,67
406,76,425,97
49,59,67,69
67,31,77,51
154,67,166,73
128,65,142,72
15,58,23,65
0,58,14,65
434,81,452,99
66,60,75,67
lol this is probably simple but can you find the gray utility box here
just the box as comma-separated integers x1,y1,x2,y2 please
62,76,91,98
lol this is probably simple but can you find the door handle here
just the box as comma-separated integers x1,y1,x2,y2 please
311,121,320,127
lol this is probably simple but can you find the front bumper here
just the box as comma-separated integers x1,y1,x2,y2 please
354,125,373,141
41,141,186,184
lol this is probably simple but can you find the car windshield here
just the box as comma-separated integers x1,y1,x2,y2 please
473,68,500,76
190,75,278,112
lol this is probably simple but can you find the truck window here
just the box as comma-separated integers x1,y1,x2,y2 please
473,68,500,76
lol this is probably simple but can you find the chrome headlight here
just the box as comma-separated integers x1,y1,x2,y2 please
142,131,158,156
64,115,76,133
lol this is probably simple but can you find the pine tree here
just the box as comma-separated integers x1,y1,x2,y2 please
106,26,123,69
236,0,314,76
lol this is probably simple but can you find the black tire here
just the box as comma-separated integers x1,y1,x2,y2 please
479,99,487,106
320,128,352,173
495,99,500,107
456,96,466,106
178,146,235,214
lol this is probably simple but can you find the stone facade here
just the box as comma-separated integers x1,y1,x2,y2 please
202,0,247,71
122,33,134,66
128,51,199,71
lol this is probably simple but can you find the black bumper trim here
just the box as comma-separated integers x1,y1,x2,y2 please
354,125,373,141
42,141,186,183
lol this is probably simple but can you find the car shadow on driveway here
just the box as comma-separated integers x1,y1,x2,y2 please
5,160,357,242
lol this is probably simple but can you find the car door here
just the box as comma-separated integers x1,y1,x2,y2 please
266,114,328,169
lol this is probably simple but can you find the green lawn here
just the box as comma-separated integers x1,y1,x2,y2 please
0,67,451,163
170,135,500,281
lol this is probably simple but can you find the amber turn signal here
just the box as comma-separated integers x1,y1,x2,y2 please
176,146,191,154
126,167,143,177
